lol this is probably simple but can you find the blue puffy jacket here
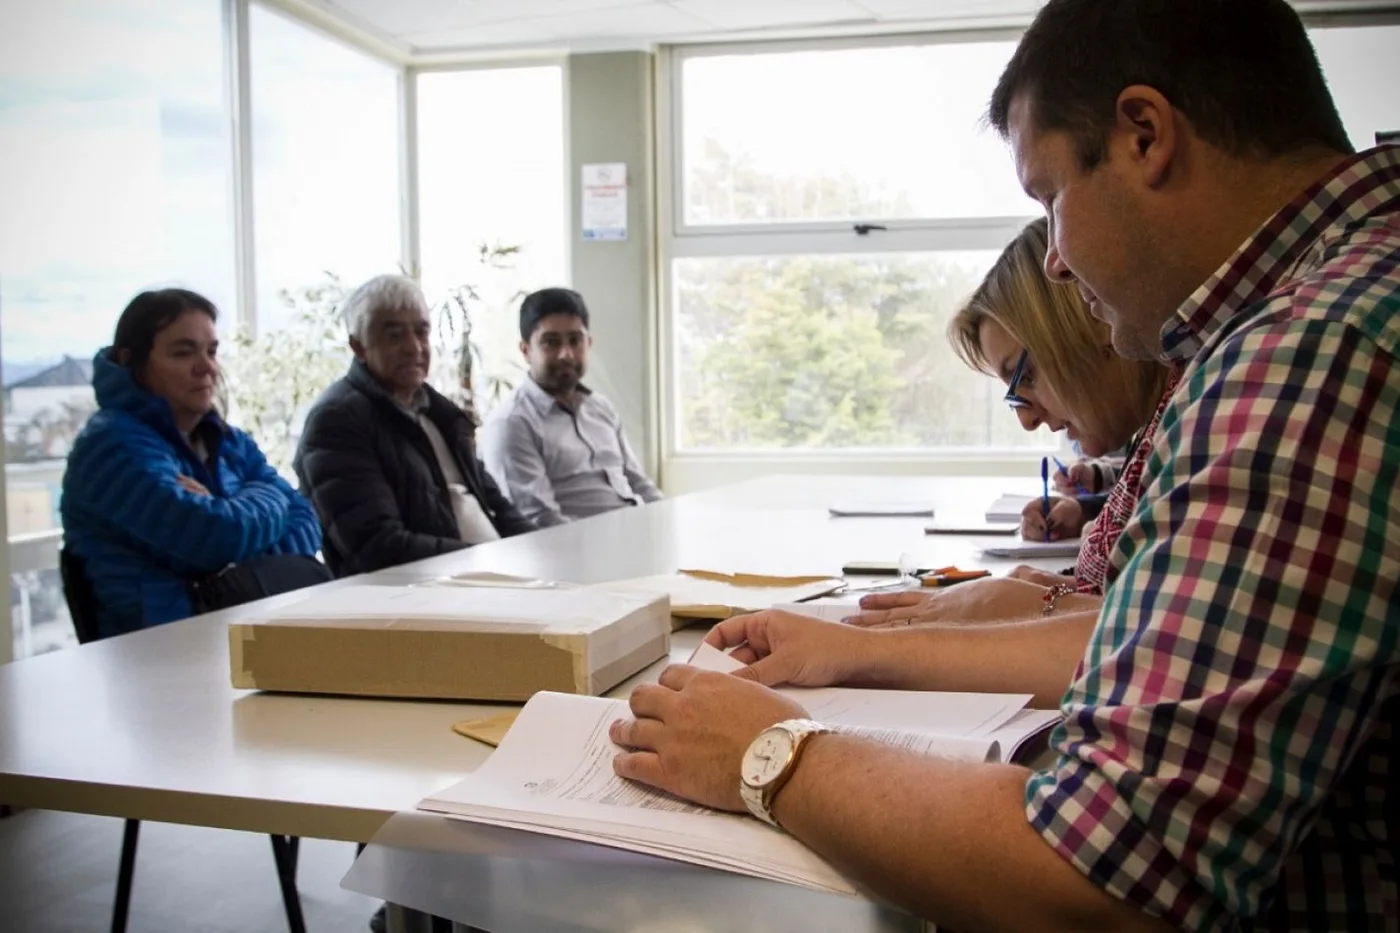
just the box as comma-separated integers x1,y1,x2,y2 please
61,351,323,638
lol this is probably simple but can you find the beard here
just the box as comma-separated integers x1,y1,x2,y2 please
544,363,582,389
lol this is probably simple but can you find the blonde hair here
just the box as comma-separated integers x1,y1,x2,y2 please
949,218,1167,448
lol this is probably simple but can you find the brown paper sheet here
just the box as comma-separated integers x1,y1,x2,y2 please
451,711,521,747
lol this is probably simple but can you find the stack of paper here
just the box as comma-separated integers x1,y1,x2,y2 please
418,645,1059,894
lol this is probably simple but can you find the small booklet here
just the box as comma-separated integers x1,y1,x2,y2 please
418,644,1059,894
985,493,1038,524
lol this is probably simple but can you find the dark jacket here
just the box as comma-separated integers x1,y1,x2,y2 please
62,351,322,637
294,361,534,576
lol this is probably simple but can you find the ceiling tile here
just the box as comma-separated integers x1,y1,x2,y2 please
327,0,477,36
670,0,876,31
534,3,713,39
403,20,562,50
853,0,1043,18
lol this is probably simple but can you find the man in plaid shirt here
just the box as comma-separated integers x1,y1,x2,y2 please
606,1,1397,930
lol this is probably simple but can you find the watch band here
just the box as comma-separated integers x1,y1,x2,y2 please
740,719,831,827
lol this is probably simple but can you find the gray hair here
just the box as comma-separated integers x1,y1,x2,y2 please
340,274,429,341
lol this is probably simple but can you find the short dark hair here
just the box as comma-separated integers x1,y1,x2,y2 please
111,288,218,371
520,287,590,342
989,0,1353,170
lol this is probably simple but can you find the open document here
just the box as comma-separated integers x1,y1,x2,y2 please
419,650,1059,895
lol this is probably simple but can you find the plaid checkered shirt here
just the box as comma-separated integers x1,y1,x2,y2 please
1026,146,1400,931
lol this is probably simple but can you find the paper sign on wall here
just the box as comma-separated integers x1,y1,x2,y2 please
581,163,627,241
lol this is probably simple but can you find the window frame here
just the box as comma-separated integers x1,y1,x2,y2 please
658,30,1048,471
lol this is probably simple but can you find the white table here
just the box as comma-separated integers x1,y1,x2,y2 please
0,475,1052,927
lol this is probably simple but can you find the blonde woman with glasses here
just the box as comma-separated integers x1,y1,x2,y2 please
851,218,1178,627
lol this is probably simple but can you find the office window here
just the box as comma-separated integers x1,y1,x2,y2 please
416,66,567,415
0,0,233,657
250,3,401,335
1309,24,1400,149
681,43,1032,226
668,39,1043,454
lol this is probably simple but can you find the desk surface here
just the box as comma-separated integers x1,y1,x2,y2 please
0,474,1047,842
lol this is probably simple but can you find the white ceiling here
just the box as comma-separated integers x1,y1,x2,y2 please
301,0,1398,58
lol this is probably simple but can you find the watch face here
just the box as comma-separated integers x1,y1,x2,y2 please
742,726,797,788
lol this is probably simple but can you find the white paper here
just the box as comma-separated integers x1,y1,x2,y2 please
419,572,576,590
827,501,935,518
582,162,627,241
420,689,1025,894
687,642,748,673
973,538,1081,560
985,492,1038,523
258,584,663,636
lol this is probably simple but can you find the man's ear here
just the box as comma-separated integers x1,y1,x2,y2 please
519,339,530,359
115,348,132,366
349,335,366,360
1114,84,1176,189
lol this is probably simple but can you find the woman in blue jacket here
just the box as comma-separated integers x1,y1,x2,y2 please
61,288,324,638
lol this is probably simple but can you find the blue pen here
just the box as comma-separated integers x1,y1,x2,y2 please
1052,456,1092,496
1040,456,1051,541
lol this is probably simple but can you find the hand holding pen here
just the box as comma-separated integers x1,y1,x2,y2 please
1052,456,1093,495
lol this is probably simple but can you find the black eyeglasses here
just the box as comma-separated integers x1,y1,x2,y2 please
1004,349,1032,410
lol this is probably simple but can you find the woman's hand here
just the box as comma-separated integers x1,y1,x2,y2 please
1008,565,1074,588
1021,496,1084,541
1052,460,1099,495
176,475,212,497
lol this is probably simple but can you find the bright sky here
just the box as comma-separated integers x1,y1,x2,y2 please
682,40,1039,222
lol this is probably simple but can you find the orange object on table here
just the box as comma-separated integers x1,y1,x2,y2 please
920,566,992,588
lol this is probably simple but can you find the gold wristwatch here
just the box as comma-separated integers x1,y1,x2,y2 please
739,719,831,827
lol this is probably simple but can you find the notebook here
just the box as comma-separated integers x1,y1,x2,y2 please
984,493,1038,524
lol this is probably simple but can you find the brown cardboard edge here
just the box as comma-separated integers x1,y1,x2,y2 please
587,631,670,694
229,623,255,689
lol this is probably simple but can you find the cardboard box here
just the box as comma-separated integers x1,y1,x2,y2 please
587,570,847,630
229,585,670,701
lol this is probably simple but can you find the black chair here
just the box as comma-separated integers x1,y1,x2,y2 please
59,548,307,933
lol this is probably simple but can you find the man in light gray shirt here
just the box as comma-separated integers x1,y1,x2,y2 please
480,287,662,526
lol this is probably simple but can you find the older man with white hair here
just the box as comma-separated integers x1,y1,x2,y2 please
294,274,534,576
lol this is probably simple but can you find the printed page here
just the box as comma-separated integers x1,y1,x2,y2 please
421,691,861,893
422,690,1016,893
985,708,1063,762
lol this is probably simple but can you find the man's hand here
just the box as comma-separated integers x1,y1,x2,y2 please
611,665,808,811
176,474,212,497
703,610,868,687
1021,495,1084,541
849,576,1049,628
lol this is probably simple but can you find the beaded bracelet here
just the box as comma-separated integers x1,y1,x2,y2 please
1042,583,1078,616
